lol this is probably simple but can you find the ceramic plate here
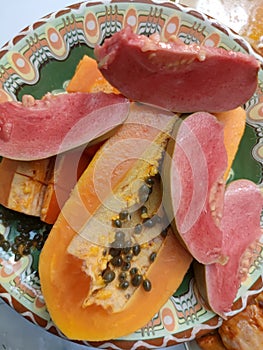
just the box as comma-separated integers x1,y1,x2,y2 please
0,1,263,348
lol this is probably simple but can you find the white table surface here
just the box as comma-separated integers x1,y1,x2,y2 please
0,1,199,349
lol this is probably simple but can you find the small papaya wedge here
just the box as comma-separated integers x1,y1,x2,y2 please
39,103,192,341
214,107,247,181
0,157,53,216
66,55,119,94
0,143,102,223
40,142,103,224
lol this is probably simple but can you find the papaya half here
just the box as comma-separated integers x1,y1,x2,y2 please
39,103,192,341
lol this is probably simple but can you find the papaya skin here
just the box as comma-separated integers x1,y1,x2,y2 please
39,103,192,341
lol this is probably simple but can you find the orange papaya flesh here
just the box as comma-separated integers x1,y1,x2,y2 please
0,158,23,208
40,226,191,341
53,103,180,234
214,107,246,180
40,142,103,224
66,112,181,313
66,55,119,94
0,142,102,223
39,103,192,340
0,157,54,216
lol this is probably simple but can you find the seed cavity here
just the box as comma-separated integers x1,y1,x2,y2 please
0,206,52,261
95,171,164,296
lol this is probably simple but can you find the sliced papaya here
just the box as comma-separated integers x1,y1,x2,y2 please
0,143,102,223
0,157,54,216
214,107,247,181
94,26,259,113
0,92,129,160
40,142,103,224
66,55,119,94
39,103,192,341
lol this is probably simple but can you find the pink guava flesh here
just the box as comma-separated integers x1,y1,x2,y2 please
204,179,263,317
95,26,259,113
0,92,129,160
168,112,228,264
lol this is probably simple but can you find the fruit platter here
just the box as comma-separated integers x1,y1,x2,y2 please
0,1,263,349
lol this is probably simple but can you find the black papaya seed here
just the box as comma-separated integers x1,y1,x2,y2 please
149,251,157,263
143,279,152,292
110,256,123,267
119,210,129,220
118,272,127,282
102,268,116,283
119,280,129,290
134,223,142,234
131,273,143,287
132,244,141,256
112,218,122,228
